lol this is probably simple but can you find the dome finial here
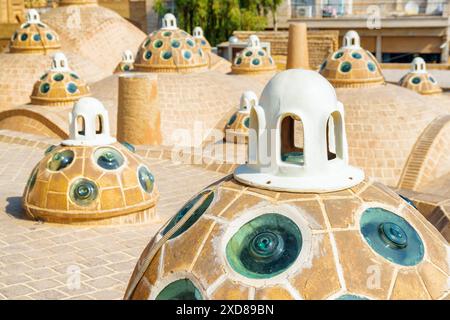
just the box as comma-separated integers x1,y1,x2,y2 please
26,9,40,23
411,57,427,73
63,97,116,146
234,69,364,192
50,52,70,72
162,13,177,30
248,35,261,48
122,50,134,63
240,91,258,113
193,26,204,38
343,30,361,48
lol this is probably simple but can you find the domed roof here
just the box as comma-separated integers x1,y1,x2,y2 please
124,177,449,300
39,5,146,75
319,30,384,88
336,83,448,187
125,70,449,299
115,50,135,73
231,35,277,75
22,97,158,224
399,57,442,95
9,9,61,54
134,14,208,73
193,27,212,54
224,91,257,144
30,52,90,106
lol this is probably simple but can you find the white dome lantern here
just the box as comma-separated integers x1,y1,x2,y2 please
161,13,178,30
239,91,258,114
234,69,365,192
247,35,261,48
25,9,40,24
411,57,427,73
343,30,361,49
122,50,134,64
50,52,70,72
193,26,204,38
63,97,116,146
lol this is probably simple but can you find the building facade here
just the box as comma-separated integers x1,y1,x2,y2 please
278,0,450,63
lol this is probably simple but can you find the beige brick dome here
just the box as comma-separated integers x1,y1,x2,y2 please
125,69,448,300
40,5,146,75
134,14,208,73
320,30,384,88
337,84,449,187
399,57,442,95
30,53,90,106
9,9,61,54
23,97,159,224
124,176,449,300
231,35,277,75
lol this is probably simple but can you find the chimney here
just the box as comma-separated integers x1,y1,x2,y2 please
117,73,162,146
286,23,310,70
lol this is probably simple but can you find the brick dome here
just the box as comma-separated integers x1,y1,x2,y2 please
30,52,90,106
134,14,208,73
231,35,277,75
320,30,384,88
9,9,61,54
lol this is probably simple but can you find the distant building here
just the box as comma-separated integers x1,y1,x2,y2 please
276,0,450,63
0,0,24,51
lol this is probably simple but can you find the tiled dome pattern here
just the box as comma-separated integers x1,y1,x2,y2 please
23,98,159,224
9,10,61,54
320,31,384,88
125,177,449,300
30,53,90,106
231,35,276,75
399,58,442,95
134,14,208,73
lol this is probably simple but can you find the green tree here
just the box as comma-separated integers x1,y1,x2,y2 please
261,0,283,32
153,0,271,46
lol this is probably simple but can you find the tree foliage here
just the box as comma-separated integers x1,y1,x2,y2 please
153,0,283,46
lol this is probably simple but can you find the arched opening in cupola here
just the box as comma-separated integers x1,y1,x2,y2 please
280,114,304,166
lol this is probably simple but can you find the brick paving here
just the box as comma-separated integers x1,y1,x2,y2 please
0,140,224,299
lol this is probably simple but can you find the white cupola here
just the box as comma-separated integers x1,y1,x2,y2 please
234,69,364,192
50,52,70,72
410,57,427,73
63,97,116,146
122,50,134,63
343,30,361,49
25,9,40,24
162,13,177,30
239,91,258,114
193,27,204,38
247,35,261,48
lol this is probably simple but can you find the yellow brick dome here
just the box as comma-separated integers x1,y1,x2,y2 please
23,97,159,224
125,70,449,300
231,35,277,75
9,9,61,54
134,14,208,73
399,57,442,95
30,52,90,106
319,30,384,88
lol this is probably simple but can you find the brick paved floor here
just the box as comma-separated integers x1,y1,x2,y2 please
0,141,224,299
